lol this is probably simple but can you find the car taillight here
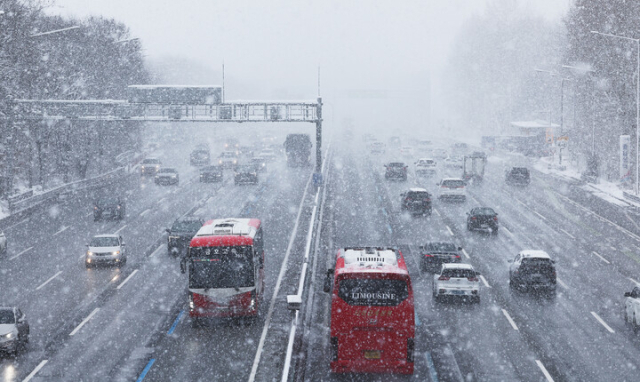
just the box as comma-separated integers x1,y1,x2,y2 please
330,337,339,361
424,254,433,257
455,255,461,258
468,277,479,282
494,216,498,221
438,276,450,281
471,217,477,220
407,338,415,363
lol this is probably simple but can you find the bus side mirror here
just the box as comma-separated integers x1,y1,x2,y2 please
180,258,186,274
323,269,334,293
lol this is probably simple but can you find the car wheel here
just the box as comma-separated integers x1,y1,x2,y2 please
474,296,481,304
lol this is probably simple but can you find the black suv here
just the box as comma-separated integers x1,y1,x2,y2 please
199,165,223,183
509,250,556,295
467,207,498,234
166,217,205,256
505,167,530,186
401,188,432,216
93,197,125,221
384,162,408,181
234,165,258,185
419,242,462,272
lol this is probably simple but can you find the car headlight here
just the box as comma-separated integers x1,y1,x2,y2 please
112,251,120,255
155,165,160,169
87,251,94,256
171,174,177,178
233,160,237,164
3,332,13,340
219,160,222,164
141,166,145,169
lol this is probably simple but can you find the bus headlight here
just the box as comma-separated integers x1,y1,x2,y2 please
188,294,194,310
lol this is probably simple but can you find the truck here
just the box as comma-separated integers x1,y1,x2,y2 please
462,151,487,185
284,134,312,167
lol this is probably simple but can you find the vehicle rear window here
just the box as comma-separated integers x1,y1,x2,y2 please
388,162,405,167
442,269,475,278
520,259,554,273
90,237,119,247
0,310,15,324
442,180,465,187
473,208,495,215
408,192,430,199
511,168,529,176
142,159,159,164
425,242,457,252
338,279,409,306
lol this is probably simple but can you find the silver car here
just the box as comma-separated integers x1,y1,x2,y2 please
85,234,127,268
0,307,29,355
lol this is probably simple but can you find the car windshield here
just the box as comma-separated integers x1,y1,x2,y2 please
188,247,254,289
90,237,119,247
95,198,119,207
442,180,465,187
236,165,255,172
473,208,495,215
201,166,221,172
142,159,159,164
337,278,409,306
159,168,176,173
172,220,203,232
0,310,14,324
425,242,457,252
441,269,475,278
407,191,429,199
520,260,554,275
387,162,405,167
511,168,529,176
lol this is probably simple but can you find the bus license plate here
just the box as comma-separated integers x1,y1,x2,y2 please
364,350,381,359
450,290,465,295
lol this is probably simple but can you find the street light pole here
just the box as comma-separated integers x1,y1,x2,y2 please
591,30,640,194
535,68,572,165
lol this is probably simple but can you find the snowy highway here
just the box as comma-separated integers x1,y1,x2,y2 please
3,131,640,381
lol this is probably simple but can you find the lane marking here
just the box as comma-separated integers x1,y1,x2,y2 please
114,225,127,234
157,197,167,204
387,224,393,234
629,277,640,285
560,229,575,240
248,173,313,382
591,311,615,333
461,248,470,259
425,352,439,382
139,209,151,217
434,209,441,217
10,246,33,260
502,226,514,237
479,275,491,288
535,360,555,382
502,308,519,330
53,226,68,236
592,251,610,264
557,278,568,289
534,211,547,221
117,269,138,290
446,225,454,236
86,212,93,217
22,360,48,382
149,245,164,258
69,308,100,336
167,310,184,335
136,359,156,382
36,271,63,291
5,218,28,231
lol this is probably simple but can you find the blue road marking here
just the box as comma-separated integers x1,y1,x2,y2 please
167,310,184,335
381,208,388,216
425,352,439,382
415,312,421,326
136,359,156,382
387,224,393,234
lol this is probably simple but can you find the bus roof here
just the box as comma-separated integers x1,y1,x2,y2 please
335,247,409,276
190,218,261,248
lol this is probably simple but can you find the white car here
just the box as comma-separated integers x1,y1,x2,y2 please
0,307,29,355
433,263,480,303
415,158,437,177
624,286,640,331
0,231,6,256
369,141,386,154
444,156,464,169
218,151,239,168
85,234,127,268
259,148,277,162
437,178,466,202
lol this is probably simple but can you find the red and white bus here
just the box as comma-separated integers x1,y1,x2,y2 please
324,247,415,375
181,218,265,322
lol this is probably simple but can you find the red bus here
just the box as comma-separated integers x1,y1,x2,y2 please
181,218,265,322
324,247,415,375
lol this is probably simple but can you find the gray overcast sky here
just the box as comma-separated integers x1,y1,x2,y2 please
47,0,571,130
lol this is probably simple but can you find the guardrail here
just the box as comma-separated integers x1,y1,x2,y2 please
7,167,126,214
624,191,640,204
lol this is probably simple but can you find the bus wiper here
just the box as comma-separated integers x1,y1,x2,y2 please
234,286,240,292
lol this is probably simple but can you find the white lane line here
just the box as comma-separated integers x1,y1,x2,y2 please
502,226,514,237
629,277,640,285
158,197,167,204
139,209,151,217
446,225,454,236
516,199,528,207
36,271,63,291
10,246,33,260
470,195,480,204
479,275,491,288
207,196,215,203
5,218,28,231
502,309,519,331
114,225,127,234
592,251,610,264
591,311,615,333
69,308,100,336
557,278,568,289
461,248,470,259
560,229,575,240
53,226,68,236
117,269,138,290
535,360,555,382
434,209,441,217
22,360,48,382
534,211,547,220
86,212,93,217
248,174,313,382
149,244,164,257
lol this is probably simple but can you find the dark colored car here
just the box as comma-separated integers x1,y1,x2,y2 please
401,188,432,215
506,167,530,186
155,167,179,185
509,250,556,295
93,197,125,221
190,148,210,166
467,207,498,234
140,158,161,177
234,165,258,185
419,242,462,272
199,165,223,183
166,217,205,256
251,157,268,173
384,162,408,181
0,307,29,356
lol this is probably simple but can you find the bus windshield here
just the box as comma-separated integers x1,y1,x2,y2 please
338,278,408,307
188,246,254,289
